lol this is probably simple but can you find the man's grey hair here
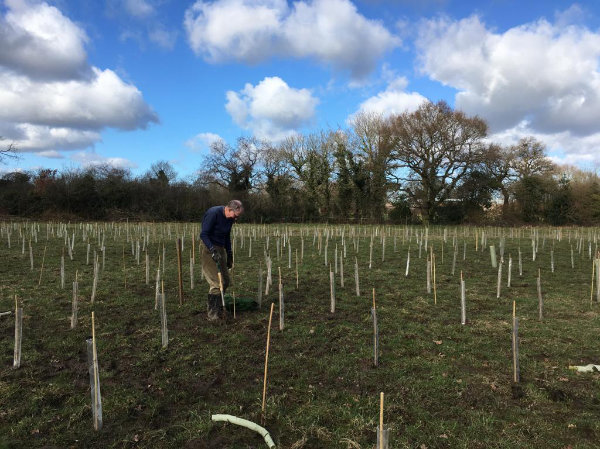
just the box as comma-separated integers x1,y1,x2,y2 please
227,199,244,213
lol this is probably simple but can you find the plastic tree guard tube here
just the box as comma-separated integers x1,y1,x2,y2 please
211,414,275,448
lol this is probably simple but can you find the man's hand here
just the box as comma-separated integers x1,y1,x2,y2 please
227,252,233,269
211,249,222,265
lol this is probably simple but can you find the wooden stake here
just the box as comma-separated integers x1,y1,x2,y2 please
217,271,225,309
379,392,384,433
262,303,275,424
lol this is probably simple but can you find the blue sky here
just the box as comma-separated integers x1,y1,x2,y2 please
2,0,600,180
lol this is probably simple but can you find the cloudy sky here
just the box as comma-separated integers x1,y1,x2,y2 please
1,0,600,178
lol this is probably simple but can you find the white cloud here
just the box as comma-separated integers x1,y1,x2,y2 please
0,68,158,130
185,132,224,151
185,0,287,63
225,90,249,127
225,76,318,141
416,13,600,164
548,153,597,168
124,0,155,18
148,26,177,50
70,151,138,169
109,1,177,50
0,166,25,175
184,0,399,80
3,123,101,152
490,120,600,168
0,0,89,80
353,76,428,118
0,1,158,155
37,150,64,159
554,4,585,28
119,29,143,46
283,0,399,79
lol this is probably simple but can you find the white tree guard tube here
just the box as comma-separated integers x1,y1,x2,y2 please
569,364,600,372
211,414,276,448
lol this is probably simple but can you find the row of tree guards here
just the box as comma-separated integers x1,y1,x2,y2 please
3,221,600,445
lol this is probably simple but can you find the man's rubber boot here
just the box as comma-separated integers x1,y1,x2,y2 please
213,293,226,319
207,294,219,321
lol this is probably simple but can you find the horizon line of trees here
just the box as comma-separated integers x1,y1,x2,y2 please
2,101,600,225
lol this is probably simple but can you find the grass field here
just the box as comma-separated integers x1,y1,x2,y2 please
1,222,600,448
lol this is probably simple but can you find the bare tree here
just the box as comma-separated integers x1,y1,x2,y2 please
348,112,395,221
508,137,557,222
279,132,335,218
146,160,177,185
482,143,517,215
260,144,291,192
389,101,488,223
0,138,18,164
511,136,555,178
201,137,261,194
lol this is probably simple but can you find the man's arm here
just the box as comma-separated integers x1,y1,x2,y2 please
200,210,216,251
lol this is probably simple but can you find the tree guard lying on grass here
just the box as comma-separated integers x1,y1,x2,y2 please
211,414,276,448
569,364,600,372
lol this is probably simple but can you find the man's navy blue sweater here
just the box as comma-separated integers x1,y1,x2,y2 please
200,206,235,255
